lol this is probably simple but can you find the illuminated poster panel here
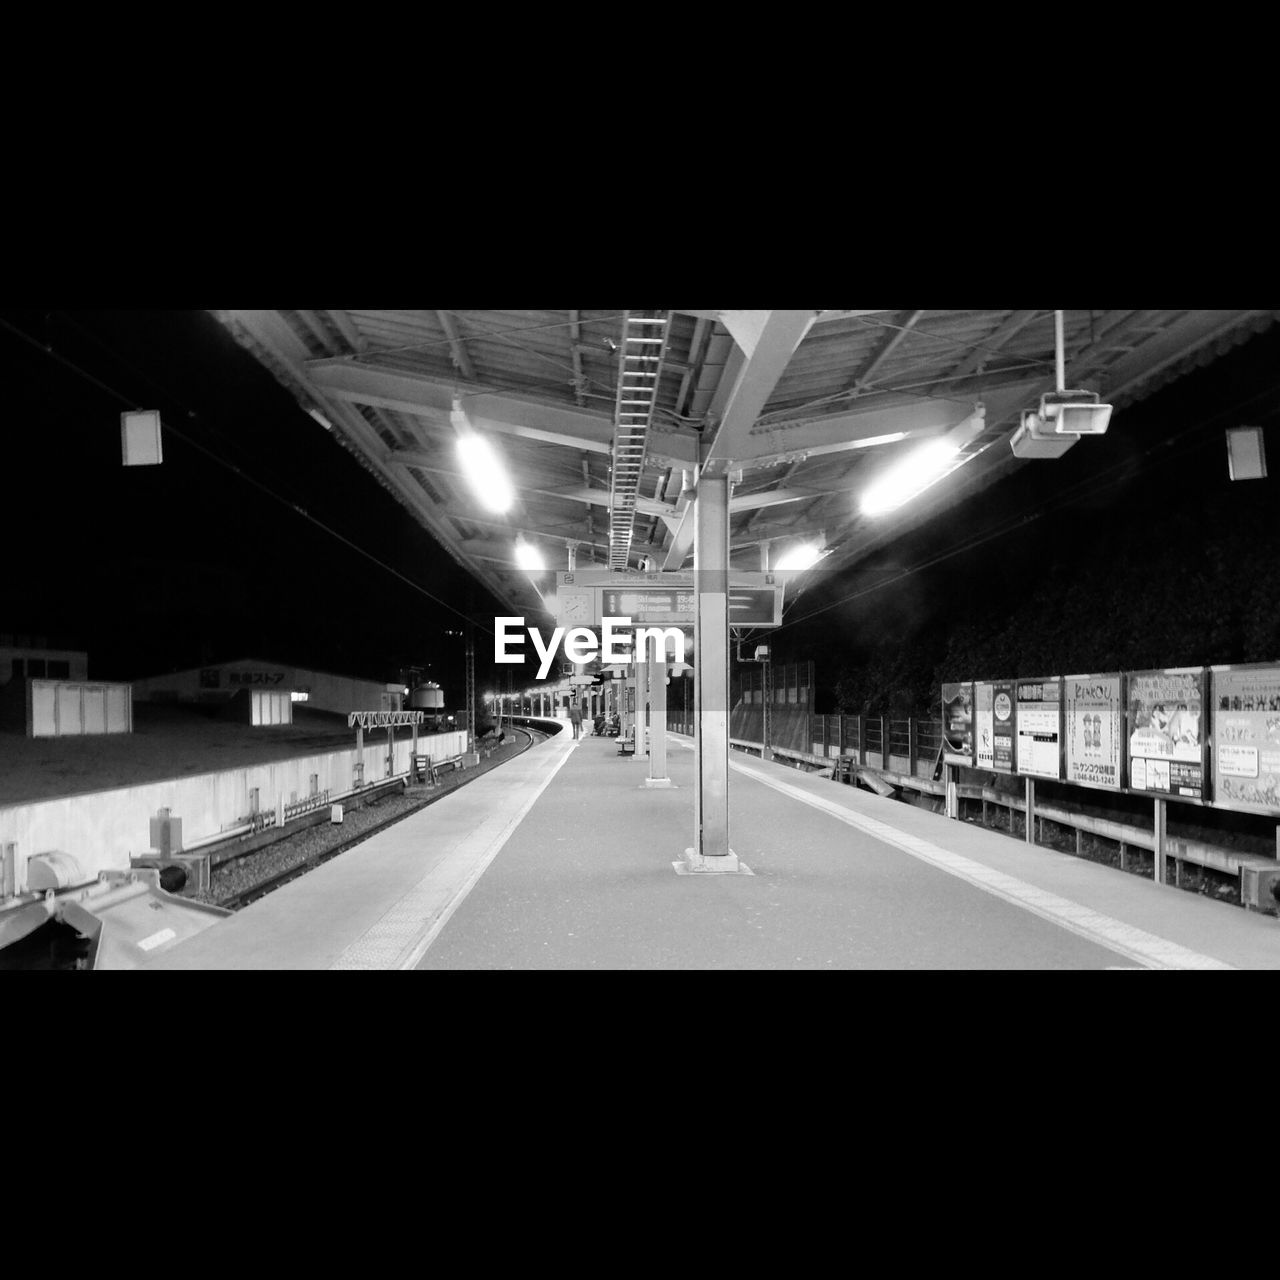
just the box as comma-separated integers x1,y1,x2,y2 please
974,682,995,770
1015,679,1062,779
992,680,1015,773
941,682,974,765
1127,668,1207,800
1063,674,1123,791
1210,663,1280,815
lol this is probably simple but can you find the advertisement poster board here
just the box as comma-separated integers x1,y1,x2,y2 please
1015,679,1062,779
1210,664,1280,815
1063,674,1123,791
1126,668,1206,800
974,682,995,770
992,680,1015,773
941,682,974,765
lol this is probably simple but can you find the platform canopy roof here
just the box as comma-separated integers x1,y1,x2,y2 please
214,309,1276,619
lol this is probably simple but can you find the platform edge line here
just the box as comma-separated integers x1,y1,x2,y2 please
392,736,580,971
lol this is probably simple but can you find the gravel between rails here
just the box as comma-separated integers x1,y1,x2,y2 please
188,731,540,909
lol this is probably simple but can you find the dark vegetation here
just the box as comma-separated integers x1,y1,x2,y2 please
766,324,1280,719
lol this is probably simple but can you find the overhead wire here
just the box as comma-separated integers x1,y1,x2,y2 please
0,313,497,637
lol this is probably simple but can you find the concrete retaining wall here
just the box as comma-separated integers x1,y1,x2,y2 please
0,729,468,892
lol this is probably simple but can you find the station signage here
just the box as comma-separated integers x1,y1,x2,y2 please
555,570,783,628
1015,679,1062,780
1209,663,1280,815
1063,674,1123,791
1126,668,1206,800
941,682,974,765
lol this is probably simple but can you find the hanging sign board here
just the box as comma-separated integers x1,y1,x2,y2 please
556,571,782,627
1126,667,1207,800
941,682,974,765
991,680,1016,773
1063,674,1124,791
1209,663,1280,815
1015,679,1062,780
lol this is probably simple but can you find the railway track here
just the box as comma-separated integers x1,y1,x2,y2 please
216,725,546,911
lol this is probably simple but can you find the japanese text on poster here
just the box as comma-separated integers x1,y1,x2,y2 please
1064,674,1122,790
974,682,995,770
1127,668,1205,799
1211,665,1280,815
1015,679,1061,779
992,680,1015,773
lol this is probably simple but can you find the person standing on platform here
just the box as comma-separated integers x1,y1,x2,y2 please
569,703,582,740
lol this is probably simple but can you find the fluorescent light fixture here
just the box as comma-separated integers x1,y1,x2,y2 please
456,433,514,513
773,542,827,572
860,412,985,517
307,408,333,431
515,539,545,571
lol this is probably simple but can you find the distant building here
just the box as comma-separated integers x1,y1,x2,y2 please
0,641,89,686
131,658,404,718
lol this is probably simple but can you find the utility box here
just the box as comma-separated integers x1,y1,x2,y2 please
330,804,344,824
1240,863,1280,913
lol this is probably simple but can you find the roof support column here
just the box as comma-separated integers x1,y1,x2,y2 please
644,649,672,787
681,471,743,873
634,646,649,759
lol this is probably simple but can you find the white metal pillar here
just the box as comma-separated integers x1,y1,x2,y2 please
685,471,739,871
645,650,672,786
634,644,649,757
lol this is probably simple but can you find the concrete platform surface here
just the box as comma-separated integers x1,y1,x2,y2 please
141,731,1280,970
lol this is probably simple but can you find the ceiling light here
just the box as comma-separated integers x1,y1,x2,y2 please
456,433,514,513
774,542,827,572
515,539,545,571
860,410,985,517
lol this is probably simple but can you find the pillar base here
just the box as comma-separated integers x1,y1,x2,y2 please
641,778,678,789
674,848,753,876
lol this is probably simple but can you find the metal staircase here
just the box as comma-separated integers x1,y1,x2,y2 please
608,310,670,569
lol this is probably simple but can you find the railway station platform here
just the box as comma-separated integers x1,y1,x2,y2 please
142,727,1280,970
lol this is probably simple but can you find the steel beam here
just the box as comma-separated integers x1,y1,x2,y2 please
435,310,476,381
702,311,817,471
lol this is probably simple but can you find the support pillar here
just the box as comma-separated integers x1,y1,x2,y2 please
645,652,673,787
945,764,958,819
761,656,774,762
681,470,742,873
1025,777,1035,845
1154,797,1167,884
634,646,649,757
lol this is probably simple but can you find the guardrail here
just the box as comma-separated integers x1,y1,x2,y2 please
716,719,1278,911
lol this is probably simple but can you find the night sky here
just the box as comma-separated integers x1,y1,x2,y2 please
3,309,1277,709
